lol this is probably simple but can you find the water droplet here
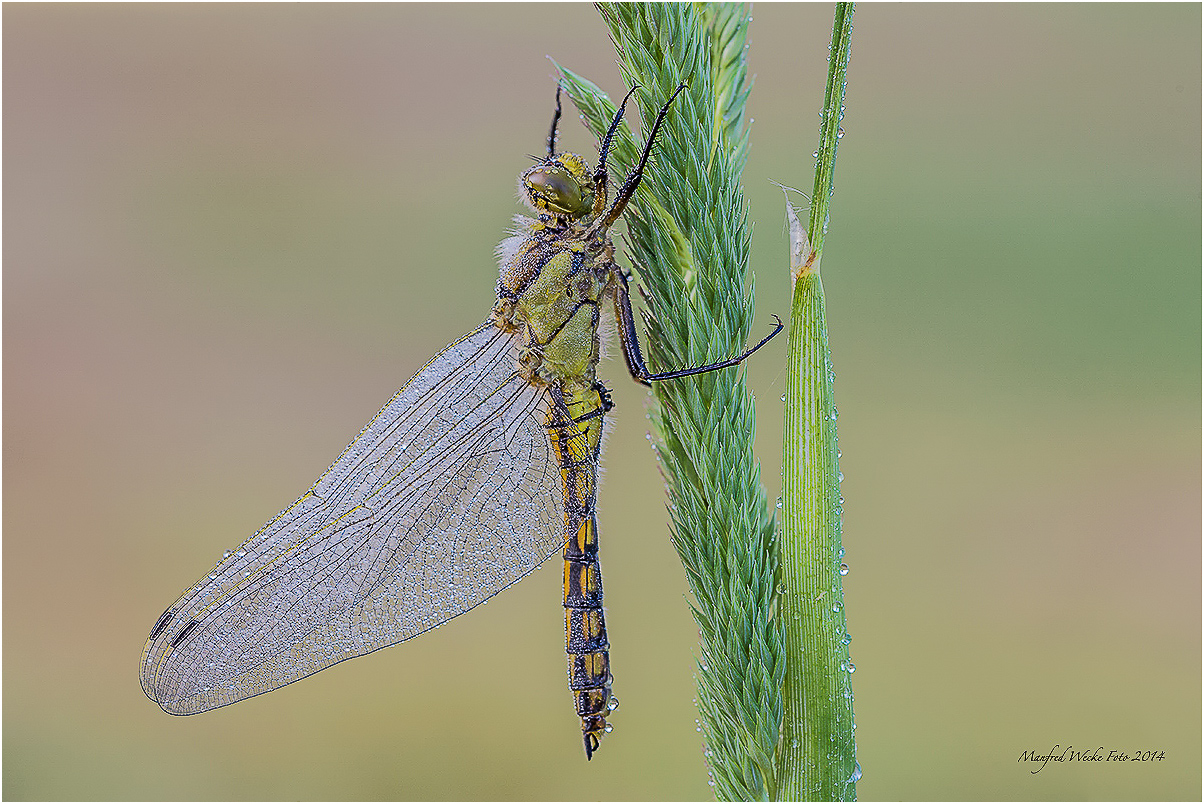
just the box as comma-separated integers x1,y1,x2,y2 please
839,563,849,576
847,662,856,674
608,696,620,712
781,394,787,402
223,550,233,559
832,602,841,612
837,471,844,483
836,126,845,139
604,723,614,734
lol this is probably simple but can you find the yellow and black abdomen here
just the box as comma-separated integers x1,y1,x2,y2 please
546,384,612,759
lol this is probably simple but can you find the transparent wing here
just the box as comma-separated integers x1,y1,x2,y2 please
141,322,564,715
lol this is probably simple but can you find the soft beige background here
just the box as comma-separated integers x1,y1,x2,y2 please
5,4,1199,800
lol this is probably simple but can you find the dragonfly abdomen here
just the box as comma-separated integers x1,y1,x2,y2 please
564,515,611,759
546,384,613,758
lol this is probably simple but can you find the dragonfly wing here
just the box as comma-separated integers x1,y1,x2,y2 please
141,323,564,715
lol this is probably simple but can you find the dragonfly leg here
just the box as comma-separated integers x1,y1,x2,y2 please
613,267,653,387
564,382,614,425
593,382,614,413
614,264,784,383
590,84,640,218
589,83,688,235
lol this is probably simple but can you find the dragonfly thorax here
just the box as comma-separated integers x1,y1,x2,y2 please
495,225,611,389
520,153,596,219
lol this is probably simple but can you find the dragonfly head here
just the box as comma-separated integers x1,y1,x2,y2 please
521,153,595,219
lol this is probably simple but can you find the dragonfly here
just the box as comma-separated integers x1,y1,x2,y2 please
140,82,781,759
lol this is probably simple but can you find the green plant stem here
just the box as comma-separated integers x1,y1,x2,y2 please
776,3,857,801
559,3,782,799
808,2,854,258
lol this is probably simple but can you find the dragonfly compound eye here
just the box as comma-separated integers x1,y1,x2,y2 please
523,159,593,217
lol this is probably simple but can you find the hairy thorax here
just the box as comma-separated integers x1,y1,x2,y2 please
493,216,615,390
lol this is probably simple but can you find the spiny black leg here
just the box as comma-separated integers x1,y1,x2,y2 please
614,265,784,383
568,383,612,424
595,85,641,189
591,85,641,218
613,267,653,388
593,381,615,412
640,315,784,382
543,386,609,427
594,83,688,233
547,85,563,158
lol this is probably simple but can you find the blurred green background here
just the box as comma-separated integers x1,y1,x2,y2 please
5,4,1198,800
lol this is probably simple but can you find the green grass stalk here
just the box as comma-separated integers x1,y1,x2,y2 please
775,3,857,800
558,3,782,799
